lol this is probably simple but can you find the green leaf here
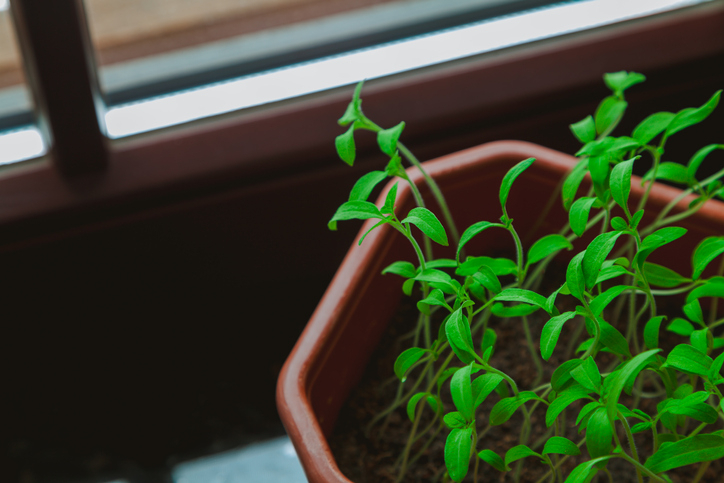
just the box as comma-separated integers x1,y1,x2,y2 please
641,161,689,186
402,207,449,246
445,309,476,364
595,96,627,135
688,144,724,182
472,373,503,410
599,318,631,357
564,457,611,483
566,251,587,301
604,71,646,95
491,392,544,425
690,328,710,354
583,231,623,289
631,421,653,434
595,265,632,285
541,311,577,361
451,364,474,421
644,315,666,349
589,285,631,316
571,357,602,393
417,289,450,315
664,90,722,141
664,344,713,376
645,434,724,474
668,401,718,424
500,158,535,209
687,280,724,304
552,360,583,392
633,111,675,145
338,80,364,126
576,401,601,429
380,182,398,215
394,347,427,381
443,411,468,429
562,160,590,210
480,329,497,357
528,234,574,265
587,407,613,459
708,352,724,382
588,155,610,200
335,125,356,165
505,445,541,466
382,261,417,278
445,428,473,482
692,237,724,280
644,262,691,288
385,151,404,177
478,449,507,472
457,221,504,262
570,116,596,144
543,437,581,456
472,265,502,294
377,121,405,156
457,256,517,276
606,349,661,422
349,171,388,201
415,268,451,284
546,388,592,428
495,288,550,313
610,157,637,217
569,197,599,237
491,303,539,318
329,200,384,229
684,299,704,324
634,227,687,269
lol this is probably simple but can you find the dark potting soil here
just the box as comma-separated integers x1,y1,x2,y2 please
329,277,724,483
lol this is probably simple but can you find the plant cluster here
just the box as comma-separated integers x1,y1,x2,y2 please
329,73,724,483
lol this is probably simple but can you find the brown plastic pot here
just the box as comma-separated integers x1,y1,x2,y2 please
277,140,724,483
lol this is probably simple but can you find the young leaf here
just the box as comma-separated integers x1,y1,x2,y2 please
562,160,590,210
598,318,631,358
402,207,449,246
589,285,631,316
494,288,550,314
595,265,632,285
445,427,473,483
528,234,574,265
541,311,577,361
570,116,596,144
690,328,710,355
692,236,724,280
417,289,451,315
595,96,627,135
445,309,477,364
551,360,583,392
457,221,504,262
644,315,666,350
377,121,405,156
564,457,611,483
641,161,689,186
708,352,724,382
664,90,722,141
490,392,545,426
569,197,599,237
415,268,452,284
492,303,538,318
394,347,427,381
687,144,724,182
643,262,691,288
632,111,675,145
586,407,613,459
571,357,602,393
380,182,398,215
582,231,623,289
668,401,718,424
451,364,474,421
588,155,610,200
500,158,535,209
505,445,541,466
443,411,468,429
382,261,417,278
543,436,580,456
329,200,384,229
480,329,497,357
472,373,504,410
644,434,724,474
338,80,364,125
472,265,502,294
604,71,646,95
610,157,637,217
546,388,592,428
634,227,687,269
566,251,587,302
349,171,388,201
663,344,713,376
335,125,356,165
606,349,661,422
686,280,724,305
478,449,507,472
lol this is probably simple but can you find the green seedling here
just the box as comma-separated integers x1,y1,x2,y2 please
330,73,724,483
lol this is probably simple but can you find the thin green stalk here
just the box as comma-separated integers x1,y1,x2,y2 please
523,314,543,387
618,411,643,483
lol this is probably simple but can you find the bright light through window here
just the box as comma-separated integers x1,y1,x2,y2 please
0,1,8,12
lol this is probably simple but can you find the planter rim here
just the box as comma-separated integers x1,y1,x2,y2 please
276,139,724,483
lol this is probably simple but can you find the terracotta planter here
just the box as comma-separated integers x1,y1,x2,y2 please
276,140,724,483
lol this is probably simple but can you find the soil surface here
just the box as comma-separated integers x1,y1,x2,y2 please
329,272,724,483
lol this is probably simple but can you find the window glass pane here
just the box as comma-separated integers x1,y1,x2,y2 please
0,1,44,165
